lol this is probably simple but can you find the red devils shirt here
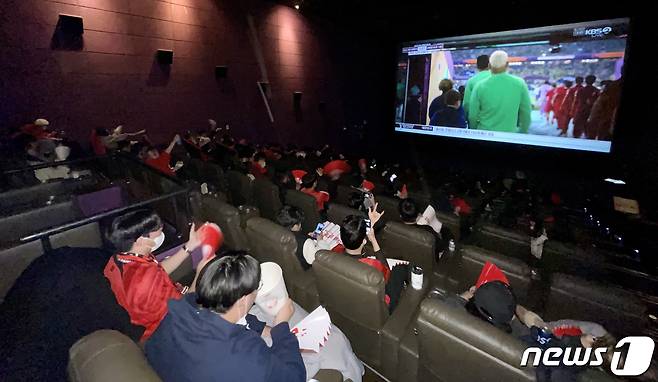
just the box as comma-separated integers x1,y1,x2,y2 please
145,151,175,176
104,252,183,342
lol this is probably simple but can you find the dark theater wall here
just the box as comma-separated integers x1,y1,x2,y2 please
0,0,342,147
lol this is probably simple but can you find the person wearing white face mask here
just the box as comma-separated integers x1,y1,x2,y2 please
146,251,304,382
103,209,202,342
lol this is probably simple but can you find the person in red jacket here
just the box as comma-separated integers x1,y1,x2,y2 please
145,134,180,176
104,209,202,342
300,172,330,211
250,152,268,179
553,80,572,136
571,75,600,139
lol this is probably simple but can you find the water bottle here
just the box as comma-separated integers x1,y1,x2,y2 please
411,266,423,290
448,239,456,253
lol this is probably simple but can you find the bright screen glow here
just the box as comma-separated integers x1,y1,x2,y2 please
394,18,629,153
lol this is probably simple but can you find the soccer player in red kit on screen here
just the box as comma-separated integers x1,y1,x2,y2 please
552,80,571,136
562,76,583,135
543,84,557,124
571,75,600,139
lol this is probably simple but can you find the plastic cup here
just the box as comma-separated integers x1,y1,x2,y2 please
255,262,289,316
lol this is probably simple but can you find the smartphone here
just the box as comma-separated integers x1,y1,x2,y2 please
310,223,325,239
365,219,372,234
363,192,374,211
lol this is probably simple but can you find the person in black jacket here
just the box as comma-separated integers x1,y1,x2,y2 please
276,205,310,270
145,251,305,382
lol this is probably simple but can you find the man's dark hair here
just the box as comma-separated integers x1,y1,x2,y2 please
585,75,596,85
399,198,419,223
340,215,367,250
301,172,318,189
445,89,462,107
476,55,489,70
254,152,266,162
196,251,260,314
107,209,163,252
564,80,573,88
348,192,365,210
276,205,305,229
439,78,454,93
575,76,584,84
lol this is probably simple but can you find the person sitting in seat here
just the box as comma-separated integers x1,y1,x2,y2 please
250,151,269,179
301,172,330,212
145,251,305,382
144,134,182,177
104,209,202,342
339,207,408,312
446,281,618,381
399,198,453,260
276,205,310,270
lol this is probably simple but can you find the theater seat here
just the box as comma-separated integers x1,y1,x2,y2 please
245,217,319,311
374,195,402,224
436,210,461,242
544,273,648,338
471,224,530,260
196,195,249,251
416,298,536,382
68,330,344,382
284,189,321,234
0,240,43,303
313,250,428,380
252,178,283,221
379,222,435,276
457,245,534,307
0,200,81,245
327,203,365,225
226,170,253,206
50,222,103,249
335,184,354,206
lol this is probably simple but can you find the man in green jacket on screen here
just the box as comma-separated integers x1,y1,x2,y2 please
469,50,531,133
463,54,491,116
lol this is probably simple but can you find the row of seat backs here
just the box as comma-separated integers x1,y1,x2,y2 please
470,223,658,301
0,221,103,303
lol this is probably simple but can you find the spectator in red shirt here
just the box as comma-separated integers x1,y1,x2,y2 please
103,209,203,342
300,172,330,211
145,135,181,177
250,152,268,179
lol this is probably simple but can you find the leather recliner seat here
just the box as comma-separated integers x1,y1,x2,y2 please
68,330,344,382
312,250,428,381
457,245,534,307
416,298,537,382
544,273,648,339
226,170,253,207
373,195,402,225
326,203,366,225
245,217,319,312
471,223,531,260
284,189,322,234
195,194,249,251
252,178,283,221
379,222,435,277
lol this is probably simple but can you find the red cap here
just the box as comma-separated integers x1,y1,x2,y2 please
323,160,351,176
361,180,375,191
475,262,510,289
291,170,307,183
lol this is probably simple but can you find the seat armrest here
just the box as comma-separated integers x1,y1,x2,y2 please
380,277,430,380
312,369,344,382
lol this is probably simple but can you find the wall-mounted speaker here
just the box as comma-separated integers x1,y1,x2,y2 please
156,49,174,65
293,91,303,107
58,14,84,35
215,66,228,78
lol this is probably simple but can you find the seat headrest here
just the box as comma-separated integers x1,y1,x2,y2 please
314,250,384,287
550,273,646,315
246,217,295,247
285,189,316,207
480,224,529,242
253,178,277,191
202,195,239,218
327,204,365,224
418,298,531,368
460,245,531,277
383,222,435,247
